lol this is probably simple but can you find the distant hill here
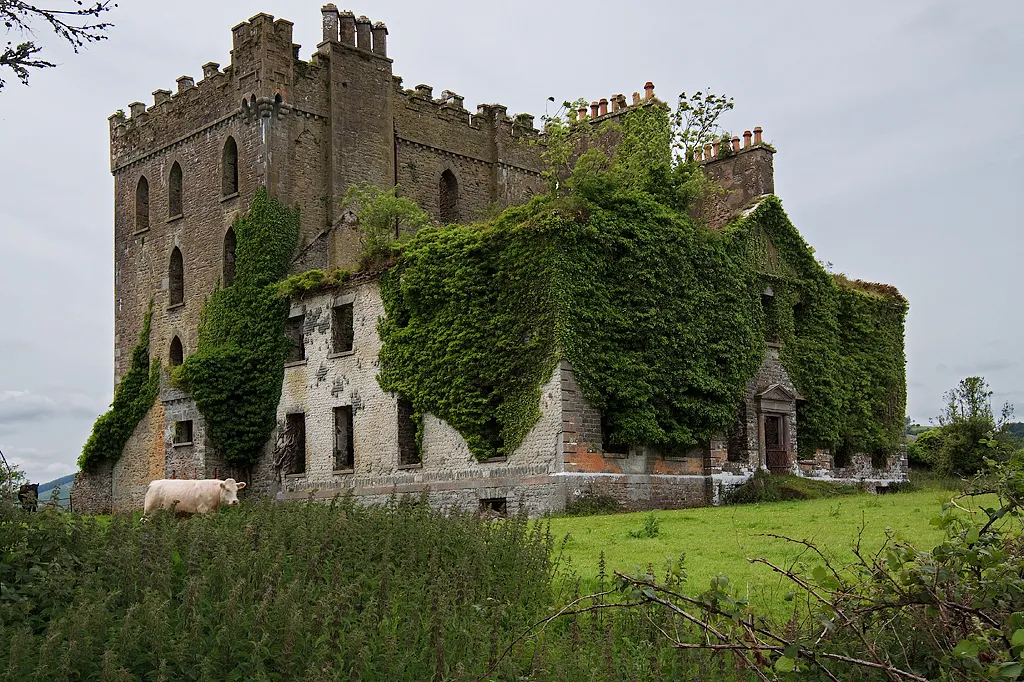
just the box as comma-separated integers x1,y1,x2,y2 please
35,473,75,509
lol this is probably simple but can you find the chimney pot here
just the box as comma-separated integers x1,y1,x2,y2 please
731,136,741,152
704,142,714,159
632,92,641,105
753,126,763,145
743,130,752,148
577,104,588,120
712,141,720,157
644,81,655,101
590,101,600,118
598,98,608,116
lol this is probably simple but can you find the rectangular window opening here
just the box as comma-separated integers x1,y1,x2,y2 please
397,397,420,466
173,420,193,445
601,417,629,456
332,302,354,354
479,497,507,516
286,412,306,475
285,315,305,363
334,406,354,471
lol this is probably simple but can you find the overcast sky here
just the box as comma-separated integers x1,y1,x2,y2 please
1,1,1021,483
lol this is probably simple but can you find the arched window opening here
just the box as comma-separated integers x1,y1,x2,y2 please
169,247,184,306
168,161,183,218
223,227,237,286
135,176,150,232
169,336,183,366
439,169,459,224
222,137,238,196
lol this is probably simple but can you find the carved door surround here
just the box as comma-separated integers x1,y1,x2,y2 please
755,383,800,474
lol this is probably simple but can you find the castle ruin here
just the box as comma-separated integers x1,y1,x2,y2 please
72,7,907,515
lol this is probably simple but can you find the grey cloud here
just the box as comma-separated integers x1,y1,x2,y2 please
0,391,103,426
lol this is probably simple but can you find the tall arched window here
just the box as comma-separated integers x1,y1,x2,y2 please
169,336,183,366
168,161,183,218
222,137,238,196
223,227,237,286
169,247,184,306
135,176,150,232
439,169,459,224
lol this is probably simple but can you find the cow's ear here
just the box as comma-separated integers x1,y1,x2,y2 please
220,482,226,490
237,482,246,489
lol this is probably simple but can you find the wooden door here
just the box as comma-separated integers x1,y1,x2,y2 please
764,415,789,473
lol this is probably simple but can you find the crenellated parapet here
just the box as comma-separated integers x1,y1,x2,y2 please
107,12,328,173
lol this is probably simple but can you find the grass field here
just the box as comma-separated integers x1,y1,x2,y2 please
547,489,975,616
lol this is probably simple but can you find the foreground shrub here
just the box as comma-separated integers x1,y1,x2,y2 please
0,496,756,681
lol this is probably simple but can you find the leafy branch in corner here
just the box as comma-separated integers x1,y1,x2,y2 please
1,0,116,91
673,89,735,161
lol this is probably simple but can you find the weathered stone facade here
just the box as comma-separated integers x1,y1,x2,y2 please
72,7,907,516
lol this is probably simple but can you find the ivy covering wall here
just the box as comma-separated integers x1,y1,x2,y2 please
177,188,300,465
378,105,908,461
79,304,160,470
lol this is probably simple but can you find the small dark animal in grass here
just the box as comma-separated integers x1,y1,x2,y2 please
144,478,246,516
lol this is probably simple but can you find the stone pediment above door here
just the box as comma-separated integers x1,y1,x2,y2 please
756,383,802,414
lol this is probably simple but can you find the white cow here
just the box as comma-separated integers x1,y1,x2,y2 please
143,478,246,516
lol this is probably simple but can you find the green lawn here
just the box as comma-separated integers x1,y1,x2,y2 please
547,489,976,616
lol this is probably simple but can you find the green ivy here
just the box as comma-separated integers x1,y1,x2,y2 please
79,303,160,470
275,268,350,299
727,198,908,458
177,188,300,465
379,106,907,462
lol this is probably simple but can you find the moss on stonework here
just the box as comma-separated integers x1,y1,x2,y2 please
79,303,160,470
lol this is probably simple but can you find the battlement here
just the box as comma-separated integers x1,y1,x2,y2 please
391,76,540,139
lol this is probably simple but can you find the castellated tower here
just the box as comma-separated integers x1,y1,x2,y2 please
87,7,550,512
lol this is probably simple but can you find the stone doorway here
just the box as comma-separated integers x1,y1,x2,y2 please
756,383,800,474
763,414,788,473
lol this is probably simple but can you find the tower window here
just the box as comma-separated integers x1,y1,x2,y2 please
222,137,238,196
135,176,150,232
169,336,183,366
223,227,237,286
439,169,459,224
168,247,184,306
285,413,306,475
397,397,420,465
172,420,193,445
168,161,183,218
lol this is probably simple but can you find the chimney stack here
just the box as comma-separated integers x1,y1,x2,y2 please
321,4,339,45
371,21,388,56
339,10,355,45
355,15,371,50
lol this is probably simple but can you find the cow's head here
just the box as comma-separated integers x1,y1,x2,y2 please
219,478,247,506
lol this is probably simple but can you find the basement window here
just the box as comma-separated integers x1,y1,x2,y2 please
332,302,354,354
334,406,354,471
172,420,193,446
479,497,507,516
285,315,305,363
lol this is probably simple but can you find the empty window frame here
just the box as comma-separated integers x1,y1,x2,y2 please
222,136,238,196
331,302,354,354
285,314,305,363
397,397,420,466
286,412,306,475
135,176,150,232
168,161,183,218
223,227,237,286
168,247,184,306
439,169,459,224
169,336,183,366
173,420,193,445
601,416,629,456
333,406,354,471
479,497,507,516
